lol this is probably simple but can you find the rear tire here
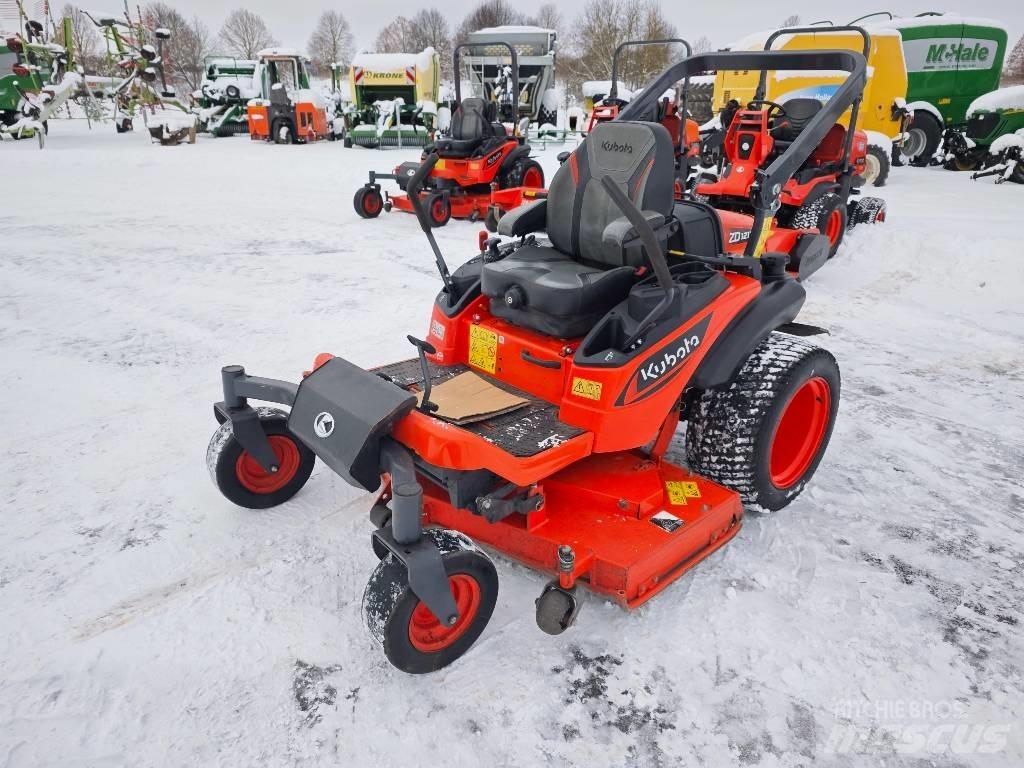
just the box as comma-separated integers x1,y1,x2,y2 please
862,144,890,187
895,112,941,167
502,158,545,190
363,528,497,674
207,408,315,509
783,193,847,258
273,120,293,145
686,333,840,512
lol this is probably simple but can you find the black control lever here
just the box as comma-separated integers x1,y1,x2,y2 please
600,176,677,350
407,154,456,298
407,335,438,413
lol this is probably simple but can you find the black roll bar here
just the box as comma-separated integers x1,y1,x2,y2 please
608,38,692,100
756,26,870,101
618,49,867,258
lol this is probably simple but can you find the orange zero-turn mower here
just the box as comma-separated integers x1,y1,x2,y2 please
208,49,857,674
354,42,545,228
692,27,887,269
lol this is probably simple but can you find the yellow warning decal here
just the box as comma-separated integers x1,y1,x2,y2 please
665,480,701,506
468,325,498,373
571,377,603,401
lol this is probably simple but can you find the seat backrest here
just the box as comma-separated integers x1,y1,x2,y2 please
451,97,494,141
546,121,674,267
773,98,823,143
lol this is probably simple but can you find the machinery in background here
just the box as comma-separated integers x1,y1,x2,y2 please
246,48,329,144
196,56,257,136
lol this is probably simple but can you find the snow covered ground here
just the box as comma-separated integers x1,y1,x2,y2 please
2,119,1022,767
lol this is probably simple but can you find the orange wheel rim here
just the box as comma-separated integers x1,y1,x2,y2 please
769,377,831,489
825,209,843,245
408,574,481,652
235,435,301,494
522,167,543,188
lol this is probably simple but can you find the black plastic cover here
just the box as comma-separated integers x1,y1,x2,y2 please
288,357,416,491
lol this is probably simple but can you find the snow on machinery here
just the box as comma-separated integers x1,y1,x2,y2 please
691,45,886,273
80,6,187,135
354,42,545,227
849,11,1008,167
341,48,440,148
956,87,1024,185
196,56,257,136
246,48,330,144
463,26,557,127
206,48,856,674
1,11,73,144
713,25,909,187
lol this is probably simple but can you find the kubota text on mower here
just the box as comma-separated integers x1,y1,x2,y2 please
209,48,859,674
354,42,545,228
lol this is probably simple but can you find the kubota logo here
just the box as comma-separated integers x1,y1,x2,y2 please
601,140,633,154
616,315,713,406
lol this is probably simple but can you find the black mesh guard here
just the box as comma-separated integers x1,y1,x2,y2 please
288,358,416,491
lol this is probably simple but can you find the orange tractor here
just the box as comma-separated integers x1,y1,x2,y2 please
246,48,330,144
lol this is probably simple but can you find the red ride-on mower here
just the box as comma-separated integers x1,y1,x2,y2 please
354,42,545,228
209,49,858,674
587,39,702,172
692,27,886,266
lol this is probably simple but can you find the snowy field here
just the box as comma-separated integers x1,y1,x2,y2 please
2,119,1023,767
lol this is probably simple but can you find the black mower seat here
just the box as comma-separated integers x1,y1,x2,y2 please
482,242,636,338
432,97,500,158
482,121,675,338
772,98,823,143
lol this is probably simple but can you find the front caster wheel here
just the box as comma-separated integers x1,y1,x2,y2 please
207,407,315,509
353,186,383,218
363,528,497,674
535,582,580,635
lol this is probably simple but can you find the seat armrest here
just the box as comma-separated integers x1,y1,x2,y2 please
601,211,667,249
497,199,547,238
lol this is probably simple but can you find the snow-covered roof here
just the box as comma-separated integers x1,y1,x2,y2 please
257,47,303,58
968,85,1024,116
351,48,436,71
871,14,1008,34
472,26,554,35
582,80,631,99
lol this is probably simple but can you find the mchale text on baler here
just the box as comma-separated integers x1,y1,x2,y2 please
209,48,857,674
354,42,546,228
693,27,887,275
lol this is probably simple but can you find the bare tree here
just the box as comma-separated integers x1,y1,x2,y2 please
219,8,276,59
565,0,678,93
455,0,525,44
308,10,355,75
175,17,212,94
1004,34,1024,84
409,9,452,76
692,35,712,54
529,3,563,32
374,16,417,53
779,14,801,28
57,4,100,72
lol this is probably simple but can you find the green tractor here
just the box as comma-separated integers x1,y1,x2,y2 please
1,16,69,142
951,86,1024,183
853,12,1008,166
196,56,257,136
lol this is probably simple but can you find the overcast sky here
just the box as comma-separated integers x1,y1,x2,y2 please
132,1,1024,55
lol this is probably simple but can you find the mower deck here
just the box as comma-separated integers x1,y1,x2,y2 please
421,450,743,608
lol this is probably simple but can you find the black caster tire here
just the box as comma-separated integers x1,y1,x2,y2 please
207,407,315,509
353,186,384,218
363,528,497,674
426,193,451,228
863,144,890,187
536,583,580,635
343,136,353,148
686,332,840,512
